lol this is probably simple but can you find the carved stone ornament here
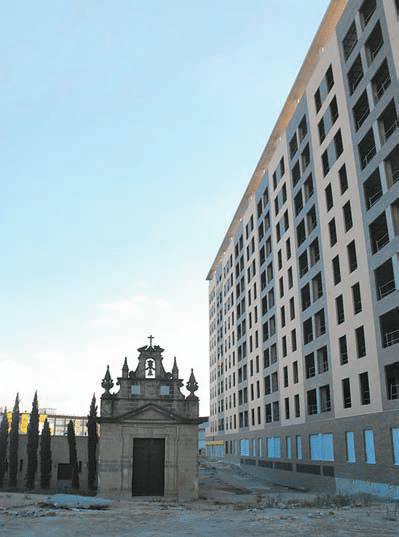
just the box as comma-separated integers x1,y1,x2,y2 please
101,365,114,393
186,368,198,396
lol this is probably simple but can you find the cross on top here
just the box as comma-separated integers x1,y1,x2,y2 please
148,334,154,347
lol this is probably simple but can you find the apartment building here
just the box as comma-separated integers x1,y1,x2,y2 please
206,0,399,497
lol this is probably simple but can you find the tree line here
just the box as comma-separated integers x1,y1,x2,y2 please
0,392,98,491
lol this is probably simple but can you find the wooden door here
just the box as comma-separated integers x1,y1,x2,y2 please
132,438,165,496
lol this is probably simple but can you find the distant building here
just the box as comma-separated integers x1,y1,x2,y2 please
207,0,399,498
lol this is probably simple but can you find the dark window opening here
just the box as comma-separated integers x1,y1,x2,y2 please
378,100,398,144
384,145,399,189
372,59,391,104
339,164,348,194
364,168,382,210
360,372,371,405
339,335,348,365
359,128,376,170
365,22,384,66
375,258,395,300
385,362,399,400
343,22,358,61
320,384,331,413
347,240,358,272
336,294,345,325
342,378,352,408
353,90,370,130
307,388,317,415
348,55,364,94
360,0,376,29
380,308,399,348
369,211,389,254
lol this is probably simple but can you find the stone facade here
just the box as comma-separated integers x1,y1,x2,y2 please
98,342,201,499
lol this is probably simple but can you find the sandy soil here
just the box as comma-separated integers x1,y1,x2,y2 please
1,460,398,536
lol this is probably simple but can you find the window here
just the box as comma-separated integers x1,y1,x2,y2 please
296,435,302,459
315,88,322,113
365,21,383,66
318,118,326,144
307,388,317,415
310,433,334,461
304,174,314,201
271,371,278,392
347,240,358,272
369,211,389,253
312,272,323,301
288,267,293,289
290,297,295,320
290,133,298,159
330,95,338,124
293,361,299,384
356,325,366,357
272,401,280,422
343,22,357,61
329,218,337,246
305,352,315,379
385,363,399,400
295,395,300,418
339,335,348,365
346,432,356,463
317,346,328,373
348,54,363,94
297,219,306,247
301,144,310,171
372,59,391,104
353,90,370,130
267,436,281,458
326,65,334,92
325,184,333,211
298,115,308,142
315,309,326,337
352,282,362,314
374,258,396,300
364,430,375,463
334,130,343,159
322,150,330,177
342,378,351,408
320,384,331,412
303,318,313,344
291,329,297,352
359,128,376,169
339,164,348,194
286,436,292,459
285,398,290,420
299,251,308,278
343,201,353,231
332,255,341,285
336,295,345,324
309,238,320,266
301,283,311,311
359,0,376,29
392,429,399,465
360,372,371,405
283,366,289,388
378,100,398,144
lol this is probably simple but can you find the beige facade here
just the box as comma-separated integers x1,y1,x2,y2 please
207,0,399,498
98,343,201,499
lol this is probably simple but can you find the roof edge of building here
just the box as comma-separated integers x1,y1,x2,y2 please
206,0,348,282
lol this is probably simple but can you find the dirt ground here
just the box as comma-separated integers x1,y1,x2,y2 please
1,460,399,536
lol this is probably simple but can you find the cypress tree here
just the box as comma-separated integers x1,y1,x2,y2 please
87,394,98,491
26,391,39,490
0,410,9,488
9,394,19,488
67,420,79,489
40,418,52,489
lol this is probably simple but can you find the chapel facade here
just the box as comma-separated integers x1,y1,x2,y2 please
97,339,201,499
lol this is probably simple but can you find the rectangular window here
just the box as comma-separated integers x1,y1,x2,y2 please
356,325,366,358
343,201,353,231
296,435,302,460
329,218,337,246
286,436,292,459
294,394,300,417
392,429,399,465
291,328,297,352
339,164,348,194
293,361,299,384
339,335,348,365
325,184,333,211
285,397,290,419
347,240,358,272
343,22,358,61
336,295,345,325
267,437,281,458
360,372,371,405
364,430,375,464
342,378,351,408
322,150,330,176
346,431,356,463
334,130,343,159
310,433,334,461
352,282,362,314
332,255,341,284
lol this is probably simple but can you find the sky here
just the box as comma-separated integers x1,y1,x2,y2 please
0,0,330,416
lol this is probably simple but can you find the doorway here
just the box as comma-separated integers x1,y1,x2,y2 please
132,438,165,496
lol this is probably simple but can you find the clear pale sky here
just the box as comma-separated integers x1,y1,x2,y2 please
0,0,330,416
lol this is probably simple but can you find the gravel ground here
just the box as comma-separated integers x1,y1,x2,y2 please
0,460,398,536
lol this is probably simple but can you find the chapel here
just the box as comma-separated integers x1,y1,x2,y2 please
97,338,201,499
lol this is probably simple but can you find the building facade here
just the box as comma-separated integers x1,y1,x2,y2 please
206,0,399,497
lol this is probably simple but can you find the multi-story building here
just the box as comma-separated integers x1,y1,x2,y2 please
206,0,399,497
